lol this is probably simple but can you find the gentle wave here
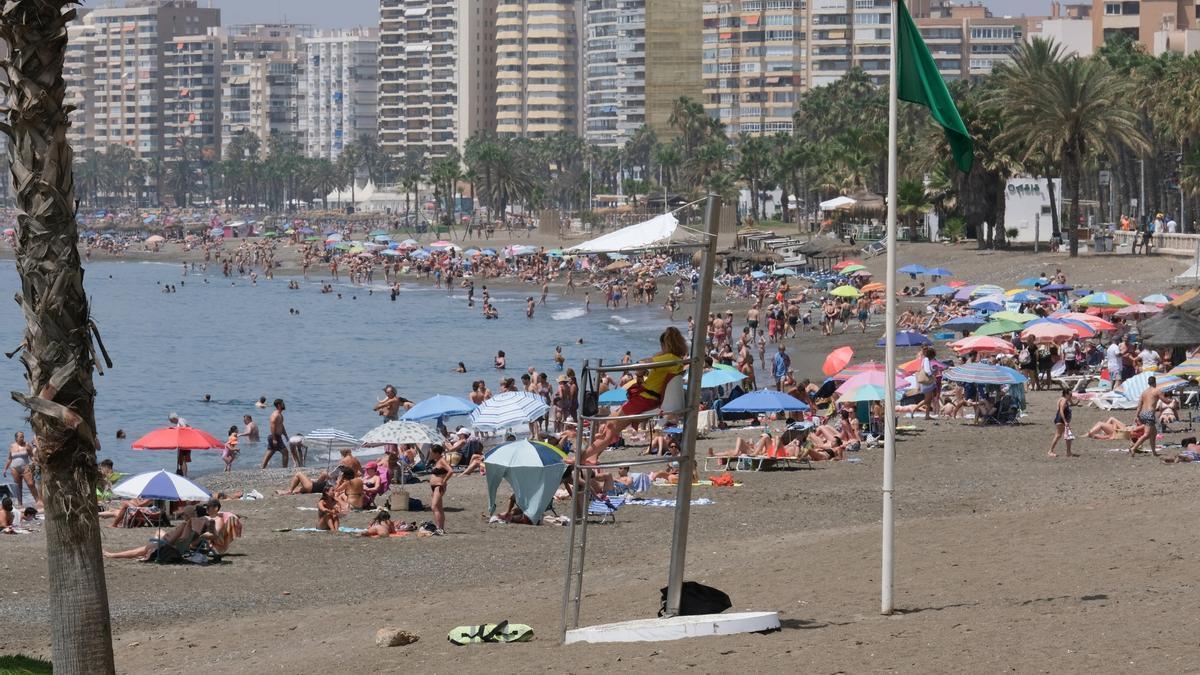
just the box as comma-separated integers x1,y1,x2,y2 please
552,307,586,320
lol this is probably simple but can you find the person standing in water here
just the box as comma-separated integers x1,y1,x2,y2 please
261,399,290,468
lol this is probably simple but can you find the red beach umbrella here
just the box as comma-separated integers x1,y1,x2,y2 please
131,426,225,451
823,346,855,376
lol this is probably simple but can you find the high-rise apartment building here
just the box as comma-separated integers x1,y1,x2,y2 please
496,0,584,138
645,0,704,140
162,34,222,162
378,0,498,162
584,0,645,147
218,23,312,157
66,0,220,159
304,29,380,161
701,0,1020,135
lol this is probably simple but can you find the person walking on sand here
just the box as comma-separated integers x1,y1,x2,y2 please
773,344,791,391
261,399,290,468
1047,389,1077,458
1130,376,1165,457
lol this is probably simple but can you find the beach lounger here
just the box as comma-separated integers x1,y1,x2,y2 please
861,240,886,259
587,494,625,524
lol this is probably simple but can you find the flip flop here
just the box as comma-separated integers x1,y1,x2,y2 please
447,621,533,645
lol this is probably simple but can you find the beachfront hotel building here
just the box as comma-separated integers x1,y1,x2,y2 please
644,0,705,141
496,0,585,138
584,0,646,148
1091,0,1193,51
65,0,220,159
217,23,312,158
162,34,222,163
377,0,498,162
303,29,380,162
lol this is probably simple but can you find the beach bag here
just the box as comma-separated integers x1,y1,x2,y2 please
148,543,183,565
1064,425,1076,441
581,368,599,418
916,367,931,386
658,581,732,617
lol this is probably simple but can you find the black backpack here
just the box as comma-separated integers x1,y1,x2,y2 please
658,582,732,617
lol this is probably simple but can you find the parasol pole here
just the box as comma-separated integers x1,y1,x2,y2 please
664,194,721,616
881,0,901,617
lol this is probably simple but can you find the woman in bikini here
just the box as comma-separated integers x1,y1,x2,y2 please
427,445,453,534
1047,389,1077,458
3,432,40,507
576,327,689,465
1086,417,1129,440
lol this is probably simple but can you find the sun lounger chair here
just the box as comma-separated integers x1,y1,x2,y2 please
587,494,625,524
861,240,886,258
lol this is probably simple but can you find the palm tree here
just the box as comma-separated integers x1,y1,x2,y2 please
735,133,772,220
430,150,464,227
1002,56,1149,256
0,2,116,671
896,179,932,240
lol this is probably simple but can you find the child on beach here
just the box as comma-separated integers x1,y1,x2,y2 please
223,426,239,472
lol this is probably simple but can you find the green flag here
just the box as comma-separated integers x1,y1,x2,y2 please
896,0,974,173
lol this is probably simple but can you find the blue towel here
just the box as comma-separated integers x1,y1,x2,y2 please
291,526,367,534
624,498,714,508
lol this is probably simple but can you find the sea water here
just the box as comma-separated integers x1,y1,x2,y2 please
0,261,680,476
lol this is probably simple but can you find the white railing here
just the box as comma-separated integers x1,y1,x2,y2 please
1111,230,1200,257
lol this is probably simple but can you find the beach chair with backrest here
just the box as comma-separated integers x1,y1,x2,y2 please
587,493,625,524
861,240,886,259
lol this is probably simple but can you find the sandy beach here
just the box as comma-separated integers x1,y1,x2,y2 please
4,241,1200,673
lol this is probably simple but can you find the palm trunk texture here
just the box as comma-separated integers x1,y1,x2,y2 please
0,2,116,672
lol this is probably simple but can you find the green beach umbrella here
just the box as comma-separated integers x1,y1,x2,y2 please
989,310,1039,324
972,319,1024,337
830,285,862,298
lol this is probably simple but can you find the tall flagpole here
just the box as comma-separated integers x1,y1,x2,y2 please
881,0,901,616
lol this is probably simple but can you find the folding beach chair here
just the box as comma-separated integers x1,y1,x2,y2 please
861,240,886,259
587,494,625,524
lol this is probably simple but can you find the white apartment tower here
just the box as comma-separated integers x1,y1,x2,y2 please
304,29,380,161
378,0,498,162
66,0,220,159
584,0,646,147
218,24,312,157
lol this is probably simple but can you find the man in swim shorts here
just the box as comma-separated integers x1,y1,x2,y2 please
261,399,290,468
1130,376,1164,457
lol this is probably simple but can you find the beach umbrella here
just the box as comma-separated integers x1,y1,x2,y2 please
1168,358,1200,377
990,310,1039,323
604,260,632,272
145,234,165,244
970,301,1004,313
823,346,855,376
1116,372,1186,399
1026,317,1096,339
832,259,861,270
1055,312,1116,332
1009,291,1048,304
943,363,1027,385
838,264,867,275
463,248,481,257
772,267,798,277
941,315,987,332
721,389,809,413
1113,304,1163,320
1077,292,1130,309
829,285,862,298
598,388,628,405
750,270,767,279
484,439,567,525
470,391,550,431
835,371,907,400
971,284,1005,298
851,269,873,278
972,319,1025,337
402,395,477,421
112,471,211,502
430,240,454,248
325,233,344,242
304,428,361,462
876,331,931,347
861,282,886,293
131,426,224,452
299,226,315,235
1021,322,1076,344
697,368,747,388
926,267,952,277
381,249,403,257
953,285,979,301
898,264,927,277
401,238,420,247
1016,277,1042,287
481,248,497,256
360,421,443,447
948,335,1016,355
1040,284,1072,293
925,285,956,296
946,281,968,288
834,361,890,381
1142,293,1171,305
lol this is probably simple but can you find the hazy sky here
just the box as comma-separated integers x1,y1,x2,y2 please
199,0,1052,29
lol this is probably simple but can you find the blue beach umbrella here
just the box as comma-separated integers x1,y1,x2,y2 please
403,395,477,421
750,270,767,279
694,368,747,388
1040,284,1073,293
926,267,952,277
598,388,628,405
942,315,987,332
925,285,956,296
970,301,1004,313
484,440,567,524
1016,277,1042,287
772,268,797,277
722,389,809,413
876,331,932,347
898,264,927,277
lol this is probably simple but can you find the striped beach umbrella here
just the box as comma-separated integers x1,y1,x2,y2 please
1077,292,1130,309
1168,358,1200,377
470,391,550,431
113,470,211,502
304,428,360,461
942,363,1027,385
1116,372,1186,399
971,284,1006,298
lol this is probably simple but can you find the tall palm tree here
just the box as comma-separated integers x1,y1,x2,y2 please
1002,57,1150,256
735,133,771,220
0,2,116,671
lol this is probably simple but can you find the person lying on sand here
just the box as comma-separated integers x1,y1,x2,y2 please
275,470,331,496
103,506,213,560
708,432,775,459
99,498,156,527
1086,417,1129,440
488,495,533,525
361,510,416,537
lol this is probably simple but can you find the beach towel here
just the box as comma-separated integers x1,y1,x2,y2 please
625,498,714,508
285,526,367,534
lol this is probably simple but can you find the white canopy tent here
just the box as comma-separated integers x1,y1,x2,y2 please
819,195,857,211
565,212,704,254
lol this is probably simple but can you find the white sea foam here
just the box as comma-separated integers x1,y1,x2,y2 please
552,307,587,320
610,315,633,325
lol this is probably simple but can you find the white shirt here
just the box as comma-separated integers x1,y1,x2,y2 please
1138,349,1159,369
1106,343,1122,375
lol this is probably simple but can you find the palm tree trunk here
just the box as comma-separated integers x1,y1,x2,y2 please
1043,174,1061,239
1067,150,1082,257
1,3,116,673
